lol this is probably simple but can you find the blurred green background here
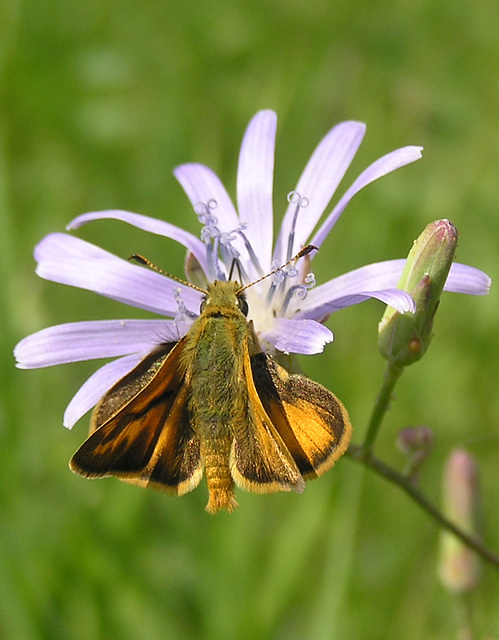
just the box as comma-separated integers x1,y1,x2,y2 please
2,0,498,638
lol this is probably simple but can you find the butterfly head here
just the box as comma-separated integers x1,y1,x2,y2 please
200,280,249,317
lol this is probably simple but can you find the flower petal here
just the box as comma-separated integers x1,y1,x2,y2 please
14,319,188,369
237,110,277,274
260,318,334,355
445,263,491,295
173,163,240,234
35,233,202,316
67,210,208,275
311,146,424,249
296,289,415,321
327,258,491,296
302,261,416,312
273,121,366,264
63,354,146,428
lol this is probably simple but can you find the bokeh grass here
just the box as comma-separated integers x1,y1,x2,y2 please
2,0,498,638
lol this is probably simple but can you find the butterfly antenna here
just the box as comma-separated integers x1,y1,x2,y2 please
237,245,318,294
129,254,207,294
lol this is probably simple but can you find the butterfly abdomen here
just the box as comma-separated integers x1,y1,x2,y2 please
184,309,249,513
202,436,238,513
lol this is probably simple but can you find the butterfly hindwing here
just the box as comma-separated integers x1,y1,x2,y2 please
250,353,352,479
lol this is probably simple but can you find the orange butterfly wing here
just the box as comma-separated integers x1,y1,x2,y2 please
250,352,352,480
70,338,203,496
229,338,306,495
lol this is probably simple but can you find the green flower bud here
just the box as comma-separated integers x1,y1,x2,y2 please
438,449,481,593
379,219,458,367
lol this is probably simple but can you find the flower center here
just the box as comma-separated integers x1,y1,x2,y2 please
193,192,316,331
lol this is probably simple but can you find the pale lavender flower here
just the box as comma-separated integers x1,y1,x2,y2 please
14,111,490,429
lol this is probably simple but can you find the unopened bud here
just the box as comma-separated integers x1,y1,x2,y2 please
438,449,481,593
379,220,458,367
397,426,434,482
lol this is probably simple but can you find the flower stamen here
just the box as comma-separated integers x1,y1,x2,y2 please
173,288,198,325
286,191,309,261
280,271,316,315
235,228,265,278
195,200,257,283
194,200,224,280
265,260,287,306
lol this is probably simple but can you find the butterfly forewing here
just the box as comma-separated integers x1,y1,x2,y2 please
70,338,203,493
139,385,202,494
90,342,178,431
229,337,306,494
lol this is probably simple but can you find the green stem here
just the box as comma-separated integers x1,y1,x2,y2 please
363,361,403,452
347,445,499,570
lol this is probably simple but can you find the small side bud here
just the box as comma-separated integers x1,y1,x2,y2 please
379,220,458,367
397,426,434,483
438,449,481,593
